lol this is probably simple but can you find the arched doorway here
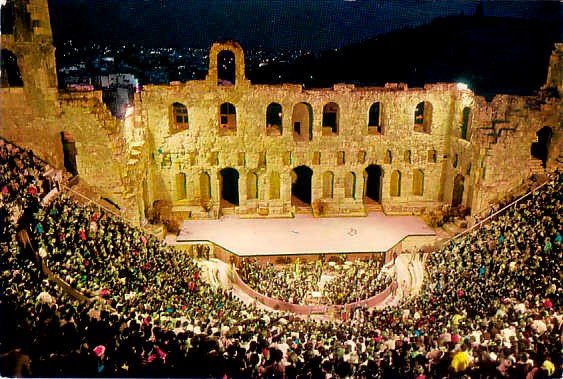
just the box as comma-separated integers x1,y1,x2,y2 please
364,165,382,202
452,174,464,207
291,166,313,205
60,131,78,176
220,168,239,207
530,126,552,167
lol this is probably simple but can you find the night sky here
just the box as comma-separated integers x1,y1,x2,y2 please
47,0,562,50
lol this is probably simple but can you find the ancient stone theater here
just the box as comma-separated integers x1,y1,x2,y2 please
1,0,561,228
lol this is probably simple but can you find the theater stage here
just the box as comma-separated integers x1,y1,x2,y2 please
176,213,435,256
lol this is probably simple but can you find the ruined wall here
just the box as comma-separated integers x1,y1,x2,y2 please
141,42,467,220
0,0,143,223
2,1,561,225
467,94,561,212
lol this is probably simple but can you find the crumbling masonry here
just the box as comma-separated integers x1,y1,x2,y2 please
1,0,561,226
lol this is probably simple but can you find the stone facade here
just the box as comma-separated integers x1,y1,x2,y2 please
1,0,561,226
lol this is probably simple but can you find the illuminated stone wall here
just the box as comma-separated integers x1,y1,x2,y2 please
1,1,561,226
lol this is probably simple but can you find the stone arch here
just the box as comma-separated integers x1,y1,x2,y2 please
170,102,188,133
322,102,339,135
390,170,401,197
291,165,313,205
246,171,258,200
344,172,356,199
414,101,432,133
368,102,382,134
199,172,212,202
269,171,281,200
207,42,246,85
384,150,392,164
266,102,283,136
452,174,464,207
322,171,334,198
292,102,313,141
412,169,424,196
219,102,237,134
530,126,552,168
217,50,236,85
461,107,471,140
175,172,187,200
220,167,239,206
1,49,23,87
60,131,78,176
428,149,437,163
364,165,382,202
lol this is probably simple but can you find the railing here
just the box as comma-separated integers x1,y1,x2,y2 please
450,179,551,242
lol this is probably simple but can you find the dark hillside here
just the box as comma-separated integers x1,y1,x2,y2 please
252,15,561,98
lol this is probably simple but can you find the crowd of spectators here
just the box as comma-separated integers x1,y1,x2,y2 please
238,258,391,305
238,258,322,304
1,138,561,378
323,259,391,305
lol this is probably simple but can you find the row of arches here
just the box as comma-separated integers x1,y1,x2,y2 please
169,100,466,137
175,165,428,207
213,50,470,139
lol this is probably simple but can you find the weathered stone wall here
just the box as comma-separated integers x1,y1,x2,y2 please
141,42,469,219
0,0,143,223
1,2,561,225
466,94,561,212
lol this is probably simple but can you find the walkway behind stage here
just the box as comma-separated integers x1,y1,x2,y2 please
176,213,435,256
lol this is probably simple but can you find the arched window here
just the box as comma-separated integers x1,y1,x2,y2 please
412,169,424,196
176,173,187,200
323,171,334,198
292,102,313,141
404,150,411,164
461,107,471,140
345,172,356,199
217,50,235,85
199,172,211,201
390,170,401,197
414,101,432,133
170,102,188,133
266,103,283,136
368,102,382,134
384,150,393,164
269,171,280,200
428,149,437,163
0,49,23,87
219,102,237,135
246,172,258,200
322,102,339,135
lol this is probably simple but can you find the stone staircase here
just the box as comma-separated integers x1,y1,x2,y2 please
220,207,236,216
364,201,383,213
292,197,313,214
294,205,313,214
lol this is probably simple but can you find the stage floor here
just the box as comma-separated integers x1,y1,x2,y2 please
176,213,435,256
